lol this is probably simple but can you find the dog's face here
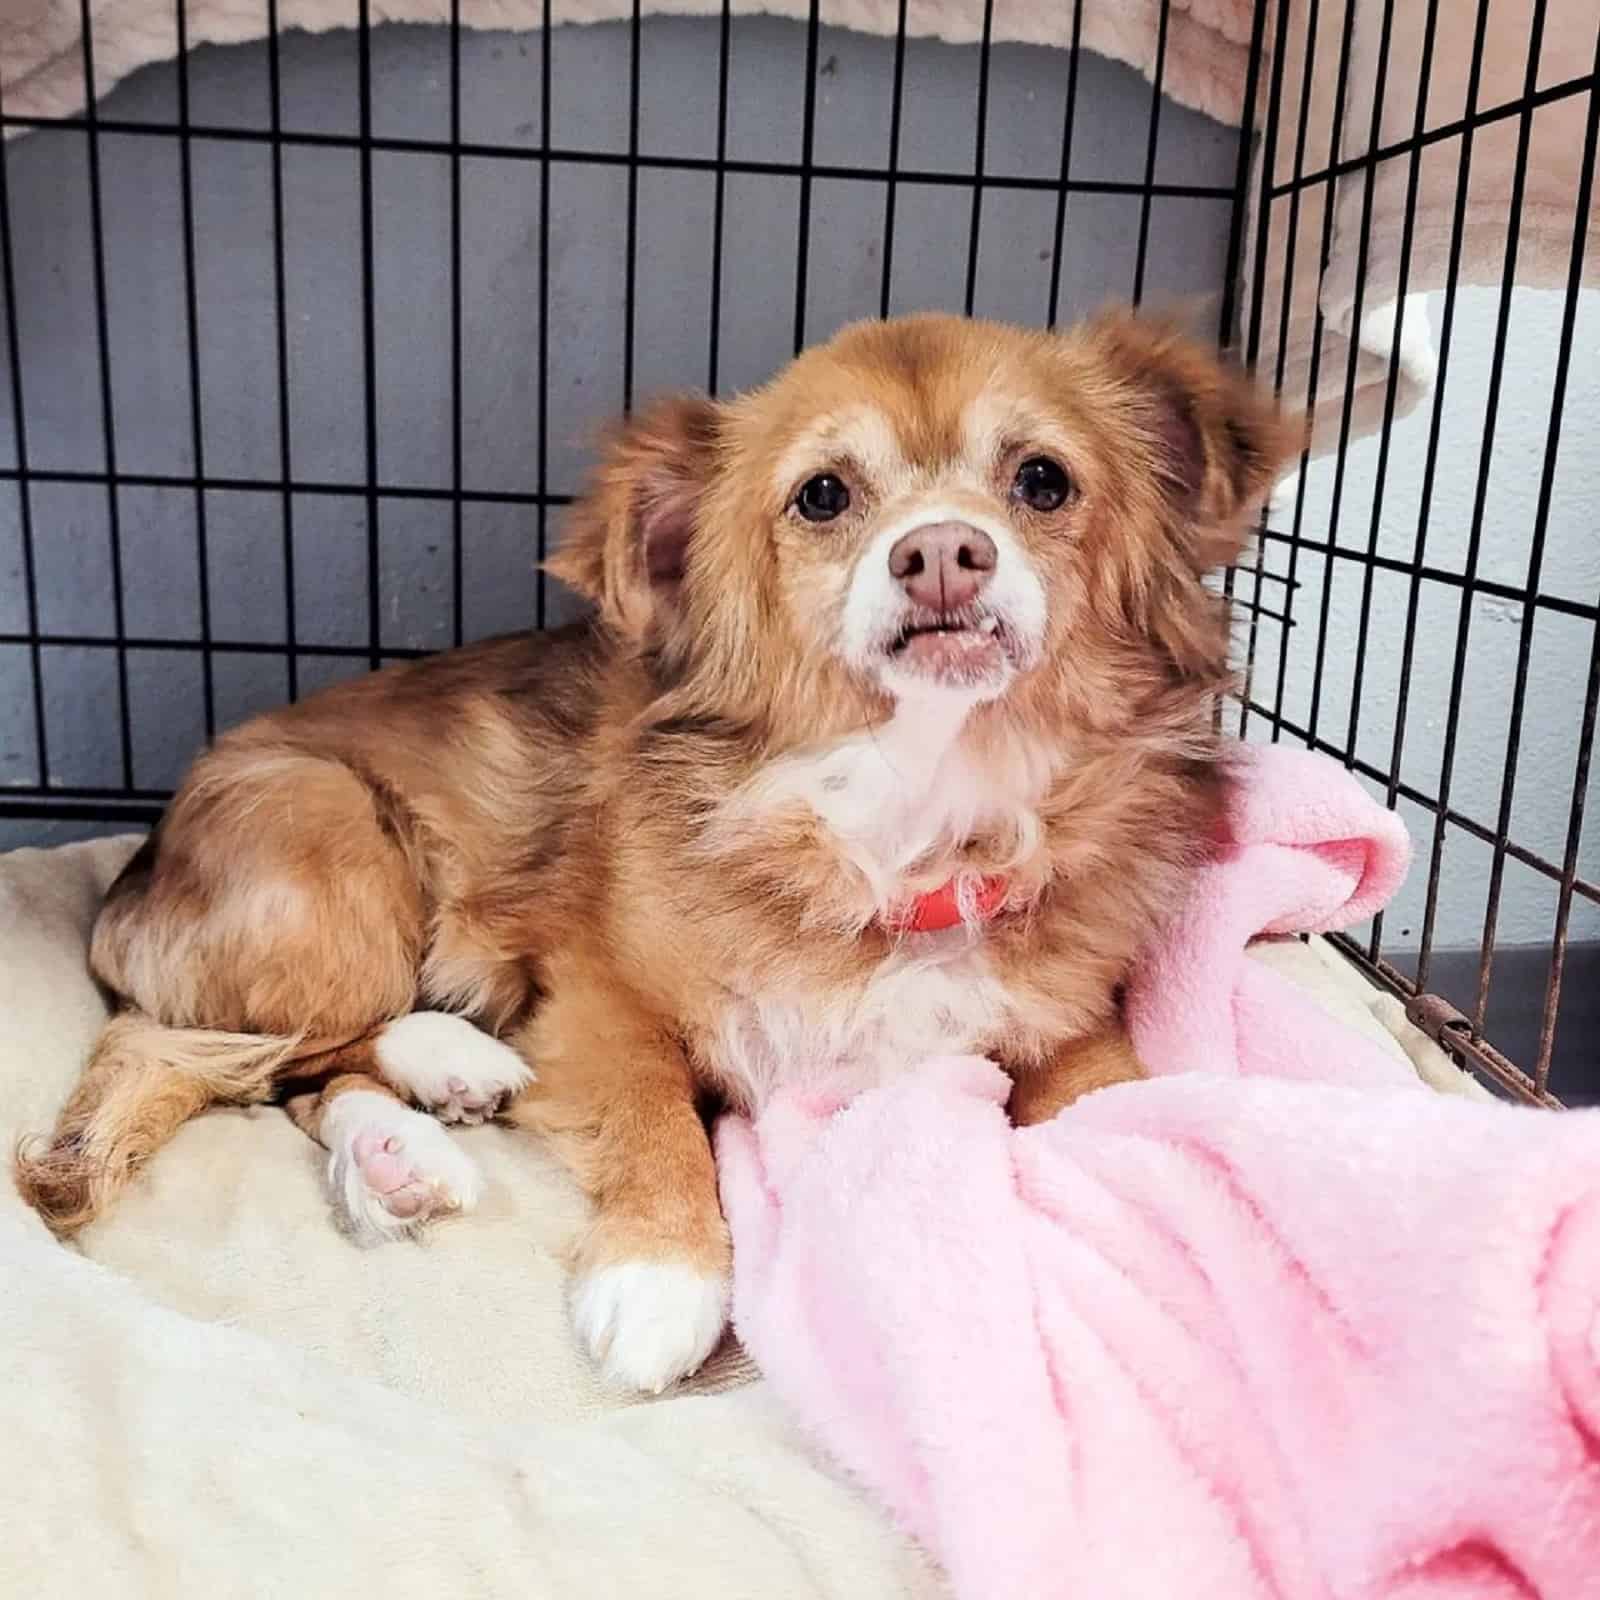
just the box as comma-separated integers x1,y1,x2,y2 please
744,337,1062,707
552,312,1301,745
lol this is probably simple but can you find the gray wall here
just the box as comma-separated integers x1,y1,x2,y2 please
1,17,1238,848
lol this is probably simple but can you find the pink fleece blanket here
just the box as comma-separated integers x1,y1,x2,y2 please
715,747,1600,1599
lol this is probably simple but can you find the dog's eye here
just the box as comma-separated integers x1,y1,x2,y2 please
794,473,851,523
1012,456,1071,512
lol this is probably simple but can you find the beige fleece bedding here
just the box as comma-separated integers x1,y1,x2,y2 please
0,832,1476,1598
0,0,1258,129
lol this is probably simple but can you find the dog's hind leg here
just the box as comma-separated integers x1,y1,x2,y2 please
17,747,429,1236
281,1012,533,1241
283,1052,487,1244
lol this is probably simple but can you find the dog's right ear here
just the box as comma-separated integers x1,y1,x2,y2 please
546,393,722,642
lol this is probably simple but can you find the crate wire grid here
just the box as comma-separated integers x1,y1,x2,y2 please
0,3,1245,803
1232,0,1599,1104
0,0,1594,1104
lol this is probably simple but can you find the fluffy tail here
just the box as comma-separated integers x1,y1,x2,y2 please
15,1011,299,1236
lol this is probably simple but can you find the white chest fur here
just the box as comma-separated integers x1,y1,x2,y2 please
723,695,1050,907
710,942,1018,1109
707,699,1053,1107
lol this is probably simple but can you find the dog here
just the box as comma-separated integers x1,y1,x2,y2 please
16,311,1300,1392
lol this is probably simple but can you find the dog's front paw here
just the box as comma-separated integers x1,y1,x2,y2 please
323,1090,484,1243
571,1259,730,1393
374,1010,535,1124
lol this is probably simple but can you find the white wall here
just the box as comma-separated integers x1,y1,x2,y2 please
1249,285,1599,952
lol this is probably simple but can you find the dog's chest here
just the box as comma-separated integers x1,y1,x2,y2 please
708,945,1020,1109
703,708,1050,1107
728,705,1050,902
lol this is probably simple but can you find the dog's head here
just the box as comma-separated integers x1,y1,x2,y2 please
551,312,1302,745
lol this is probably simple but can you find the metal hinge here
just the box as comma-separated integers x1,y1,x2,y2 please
1404,989,1557,1108
1324,933,1558,1108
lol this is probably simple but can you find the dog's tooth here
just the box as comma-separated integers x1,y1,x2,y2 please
979,616,999,634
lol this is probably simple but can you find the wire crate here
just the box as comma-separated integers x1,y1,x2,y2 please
0,0,1594,1102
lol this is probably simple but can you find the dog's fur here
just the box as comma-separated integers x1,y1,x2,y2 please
16,312,1300,1391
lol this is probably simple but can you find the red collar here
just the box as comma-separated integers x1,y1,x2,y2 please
881,874,1009,934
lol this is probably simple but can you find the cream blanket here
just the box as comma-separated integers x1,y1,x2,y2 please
0,835,944,1600
0,831,1481,1597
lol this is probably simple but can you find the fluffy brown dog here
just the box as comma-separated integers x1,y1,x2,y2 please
17,311,1299,1391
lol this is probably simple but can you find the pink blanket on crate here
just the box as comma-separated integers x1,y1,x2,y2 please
715,747,1600,1599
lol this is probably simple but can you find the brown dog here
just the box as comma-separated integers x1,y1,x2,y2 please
16,312,1299,1391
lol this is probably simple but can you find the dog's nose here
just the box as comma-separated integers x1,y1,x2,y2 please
887,522,997,611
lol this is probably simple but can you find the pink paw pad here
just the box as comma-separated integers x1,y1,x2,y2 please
326,1091,484,1243
439,1075,503,1124
352,1130,451,1220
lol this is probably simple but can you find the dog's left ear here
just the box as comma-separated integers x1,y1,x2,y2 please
1085,311,1306,564
545,393,722,641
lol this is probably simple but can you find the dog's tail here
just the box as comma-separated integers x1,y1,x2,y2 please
14,1010,298,1236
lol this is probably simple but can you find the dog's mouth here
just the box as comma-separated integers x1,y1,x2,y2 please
885,606,1013,685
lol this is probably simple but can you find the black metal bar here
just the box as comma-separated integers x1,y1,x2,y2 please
1217,0,1272,347
1376,0,1495,967
0,464,575,506
1044,0,1087,328
1248,0,1303,372
962,0,995,316
1540,606,1600,1091
1416,0,1551,995
1251,525,1600,624
707,0,732,387
792,0,821,352
173,0,217,739
1269,71,1594,199
1,632,429,660
535,0,552,626
1352,0,1443,962
450,0,464,646
0,798,169,824
1245,565,1300,592
0,66,49,785
1231,0,1298,741
1223,595,1295,630
0,607,1242,666
623,0,641,410
0,111,1241,197
1262,0,1360,746
1471,23,1599,1040
1302,0,1395,751
878,0,909,318
266,0,297,701
357,0,381,670
1130,0,1171,308
1231,543,1286,726
76,0,135,790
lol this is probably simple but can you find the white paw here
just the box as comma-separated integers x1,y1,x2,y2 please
323,1090,485,1244
374,1010,534,1125
571,1260,730,1394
